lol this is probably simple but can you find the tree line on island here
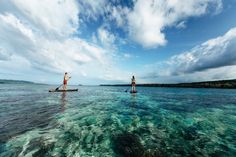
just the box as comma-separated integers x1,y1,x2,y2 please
1,79,236,89
100,79,236,89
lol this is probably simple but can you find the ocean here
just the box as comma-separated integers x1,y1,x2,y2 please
0,84,235,157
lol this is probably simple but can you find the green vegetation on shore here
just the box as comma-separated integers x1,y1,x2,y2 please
100,79,236,89
0,79,35,84
1,79,236,88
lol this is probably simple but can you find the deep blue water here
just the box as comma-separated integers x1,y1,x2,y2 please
0,84,236,157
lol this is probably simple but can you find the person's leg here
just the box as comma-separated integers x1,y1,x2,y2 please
63,84,65,90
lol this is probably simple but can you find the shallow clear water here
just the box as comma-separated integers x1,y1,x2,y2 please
0,84,236,157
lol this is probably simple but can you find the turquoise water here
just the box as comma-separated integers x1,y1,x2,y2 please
0,84,236,157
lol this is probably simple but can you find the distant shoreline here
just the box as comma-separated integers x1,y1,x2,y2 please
1,79,236,89
0,79,46,85
100,79,236,89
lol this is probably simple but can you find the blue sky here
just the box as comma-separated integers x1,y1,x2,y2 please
0,0,236,85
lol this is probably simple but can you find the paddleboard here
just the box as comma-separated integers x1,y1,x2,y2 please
49,89,78,92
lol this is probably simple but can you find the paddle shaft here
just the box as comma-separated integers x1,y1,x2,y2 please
55,77,71,90
125,87,130,92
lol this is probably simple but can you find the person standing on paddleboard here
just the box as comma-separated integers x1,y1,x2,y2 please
131,76,136,92
63,72,71,90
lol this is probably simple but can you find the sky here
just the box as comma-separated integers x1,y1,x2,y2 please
0,0,236,85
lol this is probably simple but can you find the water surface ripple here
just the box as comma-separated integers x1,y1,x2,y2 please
0,84,236,157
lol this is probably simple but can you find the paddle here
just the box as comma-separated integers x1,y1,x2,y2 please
55,77,71,91
55,84,63,91
125,87,130,92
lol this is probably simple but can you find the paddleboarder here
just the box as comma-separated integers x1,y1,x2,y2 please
63,72,71,90
131,75,136,92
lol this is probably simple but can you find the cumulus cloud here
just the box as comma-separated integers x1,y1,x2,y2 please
142,27,236,82
0,0,129,83
168,27,236,75
0,0,79,39
0,0,230,84
0,12,105,73
0,1,81,73
127,0,222,48
16,0,222,50
143,65,236,83
79,0,222,48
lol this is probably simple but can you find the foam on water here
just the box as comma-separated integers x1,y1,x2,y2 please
0,85,236,157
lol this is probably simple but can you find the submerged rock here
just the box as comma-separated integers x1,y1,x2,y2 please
113,133,145,157
112,132,165,157
181,126,199,141
143,149,164,157
22,137,54,157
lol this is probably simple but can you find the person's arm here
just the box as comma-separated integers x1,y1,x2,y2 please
65,75,71,81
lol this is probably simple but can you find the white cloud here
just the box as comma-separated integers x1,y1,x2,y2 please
143,27,236,82
110,5,129,28
76,0,223,48
1,0,228,84
121,53,139,60
97,27,116,48
0,47,11,60
144,65,236,83
30,0,223,50
78,0,108,21
0,12,110,74
127,0,222,48
1,0,80,39
0,0,129,84
168,27,236,75
91,33,98,43
176,21,186,29
123,53,132,59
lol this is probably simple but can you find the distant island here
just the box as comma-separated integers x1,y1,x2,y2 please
100,79,236,89
0,79,35,84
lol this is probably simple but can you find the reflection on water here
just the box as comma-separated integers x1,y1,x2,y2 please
0,85,236,157
0,85,61,143
61,92,66,112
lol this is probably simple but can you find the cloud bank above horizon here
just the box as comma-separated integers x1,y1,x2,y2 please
0,0,235,84
142,27,236,83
